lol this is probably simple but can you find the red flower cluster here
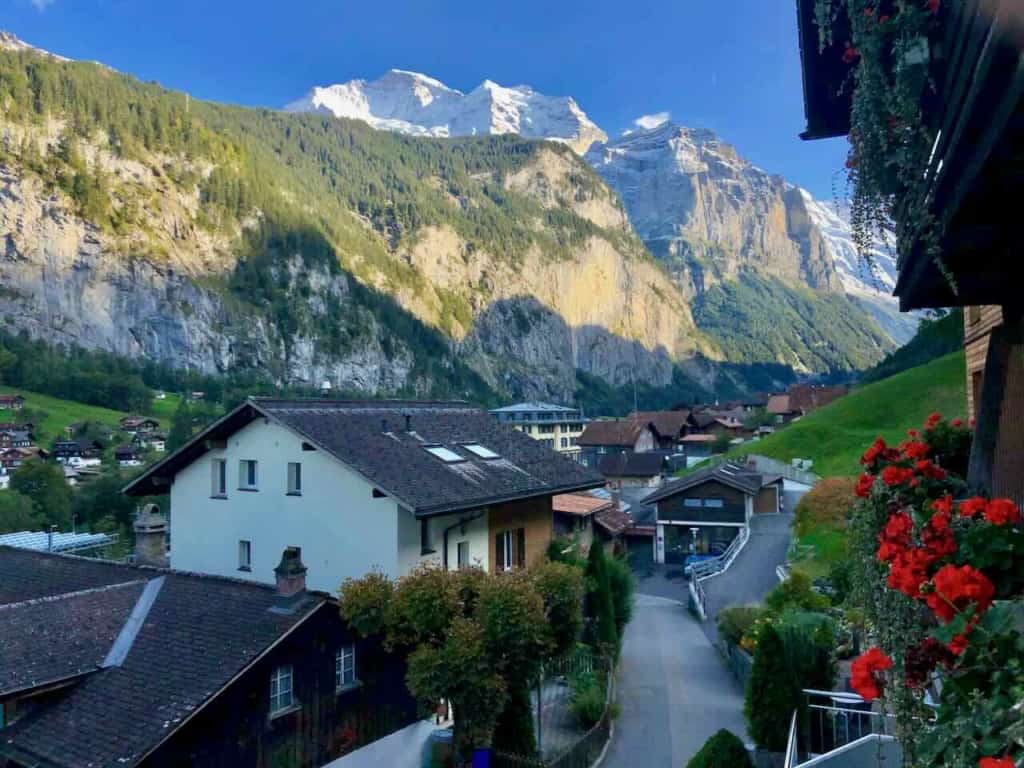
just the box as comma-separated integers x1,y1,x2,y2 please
855,472,875,499
925,411,942,430
850,647,892,700
899,440,930,460
842,44,860,64
926,0,940,13
881,465,915,487
957,496,1022,526
914,460,948,481
921,508,956,558
925,564,995,624
979,757,1015,768
877,512,913,563
887,546,934,597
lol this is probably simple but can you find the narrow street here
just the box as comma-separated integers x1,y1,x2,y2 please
601,593,748,767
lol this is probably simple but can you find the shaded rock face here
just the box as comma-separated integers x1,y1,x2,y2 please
585,123,840,298
0,167,413,394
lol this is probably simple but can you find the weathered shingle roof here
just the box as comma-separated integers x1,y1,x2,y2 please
597,451,665,479
641,462,767,505
125,399,603,516
0,547,324,768
577,418,655,447
593,506,634,536
631,411,689,438
766,394,793,415
552,493,613,517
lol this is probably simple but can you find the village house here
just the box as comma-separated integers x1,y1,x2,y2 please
767,384,849,425
629,411,691,451
0,448,44,472
115,444,144,467
0,396,25,412
119,416,160,435
123,399,604,591
0,529,420,768
52,439,103,464
596,451,665,488
551,490,636,556
0,431,32,450
489,401,587,461
963,305,1004,424
577,418,659,468
641,461,783,565
133,431,167,453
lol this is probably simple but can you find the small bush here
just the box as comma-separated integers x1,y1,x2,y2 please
605,553,635,641
793,477,857,538
744,625,794,751
717,604,766,647
569,671,606,729
765,571,830,614
686,729,751,768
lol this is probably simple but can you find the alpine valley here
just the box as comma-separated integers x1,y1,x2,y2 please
0,33,907,409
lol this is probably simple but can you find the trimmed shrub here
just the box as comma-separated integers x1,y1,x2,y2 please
744,624,796,751
716,604,766,647
686,729,752,768
569,670,606,729
584,544,618,655
605,553,635,641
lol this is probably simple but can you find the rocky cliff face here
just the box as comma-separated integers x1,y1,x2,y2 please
584,123,841,299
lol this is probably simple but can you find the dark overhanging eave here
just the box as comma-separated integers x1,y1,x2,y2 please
413,478,607,519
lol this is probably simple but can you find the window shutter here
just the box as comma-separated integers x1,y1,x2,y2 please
516,528,526,568
495,533,505,571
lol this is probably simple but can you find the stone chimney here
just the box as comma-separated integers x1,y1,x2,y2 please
133,504,169,567
274,547,307,598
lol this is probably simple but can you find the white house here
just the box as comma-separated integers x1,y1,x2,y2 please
124,399,604,593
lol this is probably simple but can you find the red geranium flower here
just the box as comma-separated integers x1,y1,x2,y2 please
877,511,913,562
922,509,956,558
926,564,995,623
984,498,1022,526
842,44,860,64
904,638,955,688
861,437,887,465
932,495,953,516
979,757,1016,768
958,497,988,518
951,418,963,428
879,13,890,23
925,412,942,430
855,472,875,499
850,647,892,701
907,429,919,438
915,459,948,480
887,547,935,598
900,440,930,460
881,465,915,486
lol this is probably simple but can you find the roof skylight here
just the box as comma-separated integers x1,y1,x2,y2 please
463,443,499,459
424,445,465,463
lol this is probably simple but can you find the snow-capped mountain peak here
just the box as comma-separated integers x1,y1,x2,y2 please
0,30,69,62
285,71,607,154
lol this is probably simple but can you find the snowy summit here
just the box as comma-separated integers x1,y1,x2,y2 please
284,70,607,154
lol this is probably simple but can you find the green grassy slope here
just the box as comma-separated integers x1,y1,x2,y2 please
729,351,967,477
0,386,179,446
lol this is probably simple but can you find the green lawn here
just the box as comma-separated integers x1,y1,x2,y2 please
727,351,967,477
0,386,180,446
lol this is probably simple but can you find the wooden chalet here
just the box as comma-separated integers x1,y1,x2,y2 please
795,0,1024,503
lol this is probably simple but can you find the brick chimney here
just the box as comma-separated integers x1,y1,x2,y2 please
274,547,307,597
133,504,168,567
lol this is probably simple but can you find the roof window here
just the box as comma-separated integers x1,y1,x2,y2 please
462,443,499,459
424,445,465,463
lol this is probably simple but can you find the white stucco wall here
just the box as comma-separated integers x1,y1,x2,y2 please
395,507,490,575
169,419,401,593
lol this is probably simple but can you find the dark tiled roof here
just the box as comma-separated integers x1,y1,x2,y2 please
0,580,146,695
641,462,767,504
594,506,634,536
631,411,689,438
577,418,654,447
597,451,665,479
0,552,139,604
0,547,325,768
126,399,603,516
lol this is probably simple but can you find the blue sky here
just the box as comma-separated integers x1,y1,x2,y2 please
6,0,849,198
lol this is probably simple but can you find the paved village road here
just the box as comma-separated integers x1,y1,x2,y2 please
601,594,748,768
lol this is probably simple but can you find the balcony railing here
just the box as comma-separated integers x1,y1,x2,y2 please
785,689,900,768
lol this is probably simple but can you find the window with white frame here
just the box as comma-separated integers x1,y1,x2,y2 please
269,665,293,714
704,498,725,508
496,530,513,572
238,539,251,571
683,498,702,508
211,459,227,497
239,459,258,490
287,462,302,495
336,645,356,690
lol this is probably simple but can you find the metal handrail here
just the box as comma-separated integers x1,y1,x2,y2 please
784,710,799,768
690,524,750,580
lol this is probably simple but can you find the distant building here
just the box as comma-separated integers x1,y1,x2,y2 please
119,416,160,435
767,384,849,425
489,401,586,460
964,306,1003,424
642,461,783,564
596,451,666,488
115,444,144,467
52,439,103,464
0,395,25,411
577,418,659,467
0,431,32,449
125,399,603,590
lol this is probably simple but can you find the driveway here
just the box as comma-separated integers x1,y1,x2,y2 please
601,593,748,768
702,514,794,645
